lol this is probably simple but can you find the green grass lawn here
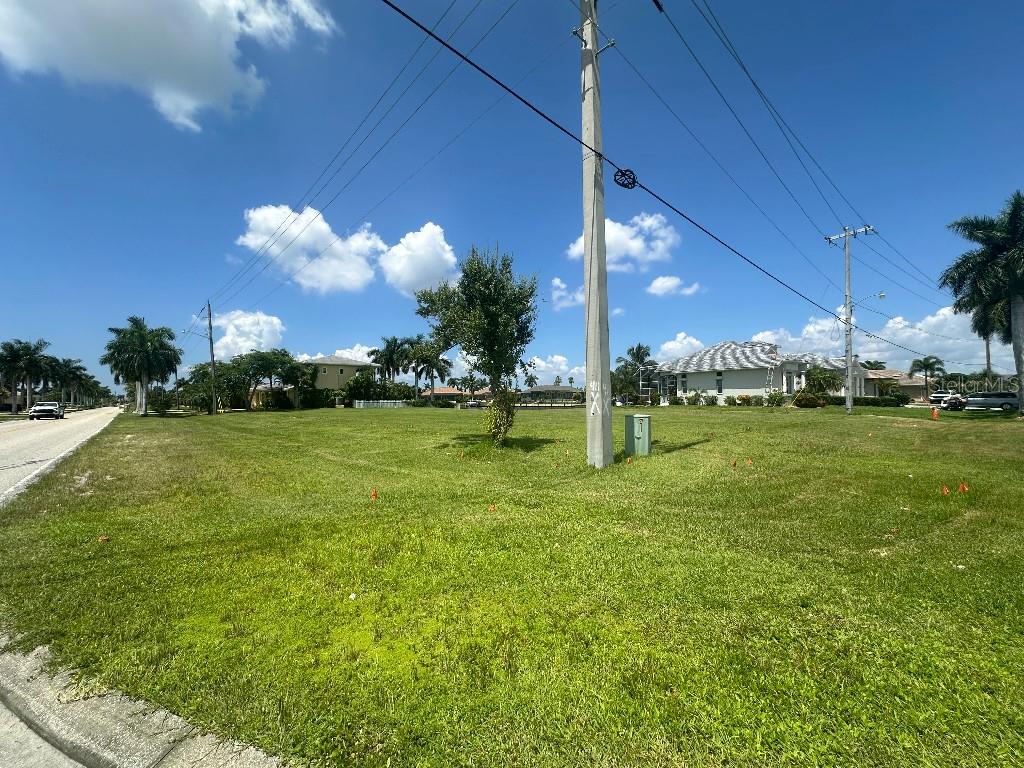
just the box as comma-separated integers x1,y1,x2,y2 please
1,407,1022,766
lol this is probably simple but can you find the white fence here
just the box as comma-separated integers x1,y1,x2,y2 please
353,400,408,409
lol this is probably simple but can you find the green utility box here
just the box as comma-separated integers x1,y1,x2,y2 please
625,413,652,457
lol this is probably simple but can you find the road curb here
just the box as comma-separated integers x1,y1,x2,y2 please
0,636,280,768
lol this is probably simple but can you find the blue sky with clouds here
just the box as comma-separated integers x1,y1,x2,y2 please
3,0,1022,387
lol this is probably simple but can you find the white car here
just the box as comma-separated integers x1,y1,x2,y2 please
29,401,65,420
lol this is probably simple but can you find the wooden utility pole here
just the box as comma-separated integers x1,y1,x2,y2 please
580,0,613,468
206,301,217,415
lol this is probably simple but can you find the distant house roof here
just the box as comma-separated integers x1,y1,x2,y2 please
657,340,845,374
864,369,925,388
311,355,379,367
420,386,491,397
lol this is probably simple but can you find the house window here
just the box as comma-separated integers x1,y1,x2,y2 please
716,371,723,394
322,367,327,374
678,374,687,393
339,368,344,374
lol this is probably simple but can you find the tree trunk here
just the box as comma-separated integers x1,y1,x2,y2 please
1011,293,1024,415
24,376,33,410
140,374,150,416
429,373,436,406
414,371,420,401
984,334,992,378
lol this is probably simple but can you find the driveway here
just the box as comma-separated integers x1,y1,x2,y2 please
0,407,120,505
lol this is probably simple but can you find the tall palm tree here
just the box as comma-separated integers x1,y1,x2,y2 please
860,360,887,370
909,356,946,396
52,357,88,405
416,343,453,405
941,190,1024,412
2,339,51,411
368,336,410,382
100,316,182,416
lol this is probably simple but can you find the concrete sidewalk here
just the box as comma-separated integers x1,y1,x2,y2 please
0,638,280,768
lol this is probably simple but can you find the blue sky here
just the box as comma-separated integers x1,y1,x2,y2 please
3,0,1022,387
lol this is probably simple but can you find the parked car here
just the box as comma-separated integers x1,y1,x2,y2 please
965,391,1019,411
464,399,483,408
928,389,956,405
941,393,968,411
28,401,65,420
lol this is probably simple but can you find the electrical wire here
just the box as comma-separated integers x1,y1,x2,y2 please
686,0,942,289
374,0,952,363
216,0,521,308
205,0,467,307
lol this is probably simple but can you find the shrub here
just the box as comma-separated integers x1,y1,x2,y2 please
149,386,172,416
685,391,701,406
736,394,752,406
750,395,765,407
724,395,737,406
793,389,825,408
890,390,911,405
484,390,517,444
668,395,684,406
766,390,786,407
434,399,456,408
702,393,719,406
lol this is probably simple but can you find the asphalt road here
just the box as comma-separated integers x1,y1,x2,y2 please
0,407,119,505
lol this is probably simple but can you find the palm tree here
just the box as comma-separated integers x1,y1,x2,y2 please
368,336,410,382
616,343,657,400
52,357,88,405
860,360,887,370
941,191,1024,413
416,343,453,405
0,339,51,411
524,372,539,389
568,375,575,389
909,356,946,397
100,316,182,416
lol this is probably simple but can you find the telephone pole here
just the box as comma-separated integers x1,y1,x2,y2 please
825,225,873,415
579,0,613,468
206,301,217,416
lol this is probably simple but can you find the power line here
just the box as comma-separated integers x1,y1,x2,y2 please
567,0,841,297
649,1,831,237
373,0,944,363
685,0,941,289
217,0,521,308
206,0,467,307
246,43,564,311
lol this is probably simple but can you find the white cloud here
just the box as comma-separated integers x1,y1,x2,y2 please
0,0,334,131
212,309,284,359
526,354,584,384
645,275,701,297
612,307,625,317
296,343,375,363
655,332,705,361
551,277,584,310
753,305,1015,374
567,212,680,273
379,222,457,296
236,205,380,294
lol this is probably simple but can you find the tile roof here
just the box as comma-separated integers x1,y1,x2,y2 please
657,340,845,373
311,355,379,367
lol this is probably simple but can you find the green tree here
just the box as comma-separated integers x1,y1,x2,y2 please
553,375,562,387
415,341,453,405
369,336,410,382
416,247,537,442
100,317,181,416
909,356,946,395
0,339,51,412
804,365,844,395
615,343,657,400
860,360,887,370
941,190,1024,413
524,372,539,389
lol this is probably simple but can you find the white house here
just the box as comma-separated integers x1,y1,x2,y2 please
651,340,866,399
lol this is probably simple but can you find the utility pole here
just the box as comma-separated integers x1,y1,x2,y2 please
206,301,217,416
825,225,874,414
579,0,613,468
